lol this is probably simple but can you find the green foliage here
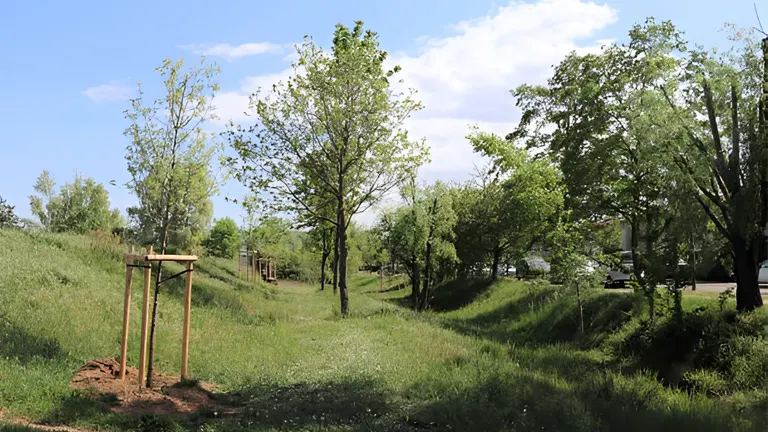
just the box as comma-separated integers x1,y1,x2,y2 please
242,216,290,252
718,287,736,311
463,130,563,279
510,20,687,293
377,179,457,308
203,217,241,258
226,21,429,315
123,58,221,249
28,171,123,234
0,195,20,229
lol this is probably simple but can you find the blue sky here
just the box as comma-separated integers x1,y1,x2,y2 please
0,0,758,227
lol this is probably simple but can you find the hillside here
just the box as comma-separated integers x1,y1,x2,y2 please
1,230,767,431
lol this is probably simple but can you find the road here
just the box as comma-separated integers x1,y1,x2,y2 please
692,282,768,296
610,282,768,296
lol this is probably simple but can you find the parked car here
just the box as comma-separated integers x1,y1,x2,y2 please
759,260,768,287
516,257,550,280
605,269,630,288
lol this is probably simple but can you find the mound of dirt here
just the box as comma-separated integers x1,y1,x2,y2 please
70,358,235,416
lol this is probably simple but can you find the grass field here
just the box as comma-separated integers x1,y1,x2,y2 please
1,229,767,431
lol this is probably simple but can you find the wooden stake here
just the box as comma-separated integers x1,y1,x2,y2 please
180,261,194,379
138,246,152,388
119,246,135,381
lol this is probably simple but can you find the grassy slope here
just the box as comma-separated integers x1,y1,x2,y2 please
0,229,766,431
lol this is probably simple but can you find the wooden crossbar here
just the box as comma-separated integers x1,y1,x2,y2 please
124,253,198,262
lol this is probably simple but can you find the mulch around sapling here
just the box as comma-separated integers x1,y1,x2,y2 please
69,358,238,416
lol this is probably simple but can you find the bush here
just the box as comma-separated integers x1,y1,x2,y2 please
727,336,768,390
29,171,123,234
612,304,768,392
683,369,729,396
203,217,240,258
0,195,20,229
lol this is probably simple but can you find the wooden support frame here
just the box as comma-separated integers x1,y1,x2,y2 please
119,248,197,387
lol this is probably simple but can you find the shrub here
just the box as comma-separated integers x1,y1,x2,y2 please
203,217,241,258
683,369,729,396
0,195,20,229
28,171,123,234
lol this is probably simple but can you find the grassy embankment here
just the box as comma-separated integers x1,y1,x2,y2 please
0,229,766,431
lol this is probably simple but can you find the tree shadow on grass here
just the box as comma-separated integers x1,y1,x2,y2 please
229,377,393,431
37,376,395,432
0,316,63,363
360,281,407,294
405,370,597,431
406,363,757,432
428,279,494,312
442,288,634,347
382,279,495,312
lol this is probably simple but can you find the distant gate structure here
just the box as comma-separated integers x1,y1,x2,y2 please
238,247,277,284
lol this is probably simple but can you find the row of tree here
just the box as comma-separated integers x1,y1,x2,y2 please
222,19,766,313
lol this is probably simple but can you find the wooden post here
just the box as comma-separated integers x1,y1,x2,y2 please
180,261,194,379
119,247,135,381
138,246,152,388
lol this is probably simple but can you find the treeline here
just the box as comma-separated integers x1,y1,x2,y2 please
3,17,766,318
223,18,767,314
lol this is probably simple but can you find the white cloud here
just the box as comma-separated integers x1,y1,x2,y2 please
82,81,134,103
381,0,617,182
213,0,618,222
181,42,282,61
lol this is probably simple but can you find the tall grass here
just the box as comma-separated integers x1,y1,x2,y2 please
0,230,766,431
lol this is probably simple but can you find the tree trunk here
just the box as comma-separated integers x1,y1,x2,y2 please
491,241,501,281
320,251,329,291
332,223,340,295
576,280,584,339
380,261,384,291
420,240,433,311
419,196,439,310
630,218,643,283
733,237,764,312
338,222,349,316
320,226,330,291
146,215,170,388
761,38,768,269
410,256,420,306
691,234,697,291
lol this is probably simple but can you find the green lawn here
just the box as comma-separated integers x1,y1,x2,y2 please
1,230,766,431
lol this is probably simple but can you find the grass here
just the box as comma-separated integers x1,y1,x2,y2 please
0,229,767,431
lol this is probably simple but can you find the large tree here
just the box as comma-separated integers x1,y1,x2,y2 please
377,179,457,309
29,171,123,234
123,57,221,385
510,20,685,289
226,22,428,316
467,131,564,281
655,25,767,311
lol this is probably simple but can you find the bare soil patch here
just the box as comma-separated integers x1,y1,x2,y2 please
69,358,237,416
